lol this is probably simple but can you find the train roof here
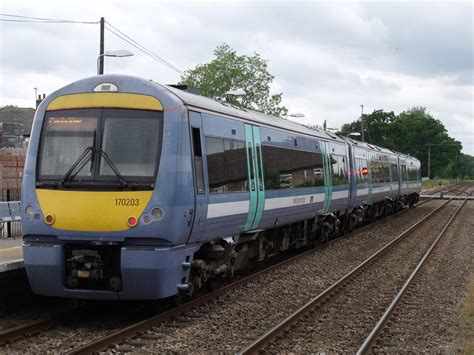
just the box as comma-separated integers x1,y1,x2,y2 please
162,84,421,163
162,84,346,144
346,137,419,162
345,137,396,155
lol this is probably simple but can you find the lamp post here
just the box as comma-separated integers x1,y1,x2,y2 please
224,89,246,97
97,50,134,75
348,132,361,138
286,113,305,119
360,104,365,142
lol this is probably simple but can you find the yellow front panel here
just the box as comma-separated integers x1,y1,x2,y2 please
36,189,153,232
47,93,163,111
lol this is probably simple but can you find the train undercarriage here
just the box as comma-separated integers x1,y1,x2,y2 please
188,192,419,296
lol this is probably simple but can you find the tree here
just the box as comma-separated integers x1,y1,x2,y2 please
180,43,288,117
390,107,461,178
339,107,462,179
340,110,396,146
457,153,474,179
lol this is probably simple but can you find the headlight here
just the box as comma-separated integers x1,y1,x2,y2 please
151,207,164,221
25,204,34,218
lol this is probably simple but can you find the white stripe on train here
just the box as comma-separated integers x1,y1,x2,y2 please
206,190,350,219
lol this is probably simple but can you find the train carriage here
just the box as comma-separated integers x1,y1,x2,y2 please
21,74,421,300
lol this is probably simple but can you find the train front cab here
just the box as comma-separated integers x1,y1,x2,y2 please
22,76,199,300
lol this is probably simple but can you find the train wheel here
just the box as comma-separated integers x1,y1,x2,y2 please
319,222,330,243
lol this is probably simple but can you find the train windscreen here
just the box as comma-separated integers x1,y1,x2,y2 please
37,108,162,187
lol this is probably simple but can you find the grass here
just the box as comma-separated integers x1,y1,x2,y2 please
421,179,457,191
421,179,474,192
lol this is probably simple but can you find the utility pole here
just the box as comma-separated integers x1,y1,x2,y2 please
427,143,431,179
360,104,365,142
98,17,105,75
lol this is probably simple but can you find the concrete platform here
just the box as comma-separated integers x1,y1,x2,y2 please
0,237,24,273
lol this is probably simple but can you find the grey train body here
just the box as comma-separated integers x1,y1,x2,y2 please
21,74,421,300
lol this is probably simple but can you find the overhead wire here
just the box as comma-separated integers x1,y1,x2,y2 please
0,13,183,75
0,13,99,24
105,21,183,74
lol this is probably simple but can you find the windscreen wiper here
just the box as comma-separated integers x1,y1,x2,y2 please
96,148,129,187
59,146,94,185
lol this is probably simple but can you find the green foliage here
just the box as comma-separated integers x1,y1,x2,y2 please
340,110,396,147
457,153,474,179
340,107,463,179
180,43,288,117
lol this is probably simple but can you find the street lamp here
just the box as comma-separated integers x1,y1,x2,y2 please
286,113,305,118
97,50,134,75
224,89,246,97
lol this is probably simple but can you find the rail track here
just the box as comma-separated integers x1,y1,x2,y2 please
0,187,469,353
356,198,468,354
238,197,468,353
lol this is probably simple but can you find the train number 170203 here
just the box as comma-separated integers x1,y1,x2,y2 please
115,198,140,206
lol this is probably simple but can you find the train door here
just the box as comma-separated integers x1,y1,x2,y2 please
243,124,265,231
320,141,332,213
367,151,374,203
187,111,208,242
347,143,357,207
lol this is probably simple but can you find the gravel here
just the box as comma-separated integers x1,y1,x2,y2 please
265,201,460,353
373,201,474,353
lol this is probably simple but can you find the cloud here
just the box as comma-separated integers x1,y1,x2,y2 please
0,0,472,154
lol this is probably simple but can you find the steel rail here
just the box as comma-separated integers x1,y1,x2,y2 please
238,198,452,354
0,307,80,345
356,198,468,354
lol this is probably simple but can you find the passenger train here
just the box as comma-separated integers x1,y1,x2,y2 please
21,75,421,300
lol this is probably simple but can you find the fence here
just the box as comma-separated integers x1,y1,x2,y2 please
0,188,21,238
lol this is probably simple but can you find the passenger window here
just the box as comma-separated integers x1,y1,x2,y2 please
206,136,247,193
331,154,348,186
262,144,324,189
356,158,368,183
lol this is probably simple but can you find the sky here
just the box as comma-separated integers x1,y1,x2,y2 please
0,0,473,154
